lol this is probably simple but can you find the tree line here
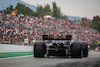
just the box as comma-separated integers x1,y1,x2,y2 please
0,2,66,19
81,16,100,32
37,2,66,19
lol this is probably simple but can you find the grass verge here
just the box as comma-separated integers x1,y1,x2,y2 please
0,52,33,58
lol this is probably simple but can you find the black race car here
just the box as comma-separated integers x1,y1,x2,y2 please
34,35,88,58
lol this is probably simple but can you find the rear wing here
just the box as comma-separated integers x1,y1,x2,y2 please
42,35,72,40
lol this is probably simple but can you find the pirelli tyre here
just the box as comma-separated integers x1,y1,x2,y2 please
71,42,82,58
34,42,46,58
82,42,88,57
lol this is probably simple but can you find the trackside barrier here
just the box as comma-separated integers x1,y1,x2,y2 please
0,44,33,52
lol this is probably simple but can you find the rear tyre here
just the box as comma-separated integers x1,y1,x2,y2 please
34,42,46,58
82,42,88,57
71,42,82,58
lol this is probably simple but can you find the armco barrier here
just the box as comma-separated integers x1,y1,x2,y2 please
0,44,33,58
0,44,33,52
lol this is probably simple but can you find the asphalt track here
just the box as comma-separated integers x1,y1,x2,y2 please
0,50,100,67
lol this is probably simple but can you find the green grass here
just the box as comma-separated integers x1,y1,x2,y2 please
0,52,33,58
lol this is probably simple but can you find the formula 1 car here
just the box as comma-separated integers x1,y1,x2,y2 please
34,35,88,58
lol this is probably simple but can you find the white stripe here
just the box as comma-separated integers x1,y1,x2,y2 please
0,55,33,60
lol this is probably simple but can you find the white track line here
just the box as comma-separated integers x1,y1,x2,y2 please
0,55,33,60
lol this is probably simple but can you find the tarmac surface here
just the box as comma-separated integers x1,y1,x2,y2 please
0,50,100,67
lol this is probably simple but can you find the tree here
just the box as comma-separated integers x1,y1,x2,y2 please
52,2,58,18
91,21,100,32
1,5,14,14
92,15,100,22
43,4,51,15
15,2,35,16
6,5,13,13
52,2,66,19
81,17,89,26
15,2,26,15
35,1,66,19
36,4,44,17
90,15,100,32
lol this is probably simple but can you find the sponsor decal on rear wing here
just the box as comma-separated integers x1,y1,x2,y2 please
42,35,72,40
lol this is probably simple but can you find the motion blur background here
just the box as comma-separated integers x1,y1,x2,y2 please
0,1,100,67
0,0,100,54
